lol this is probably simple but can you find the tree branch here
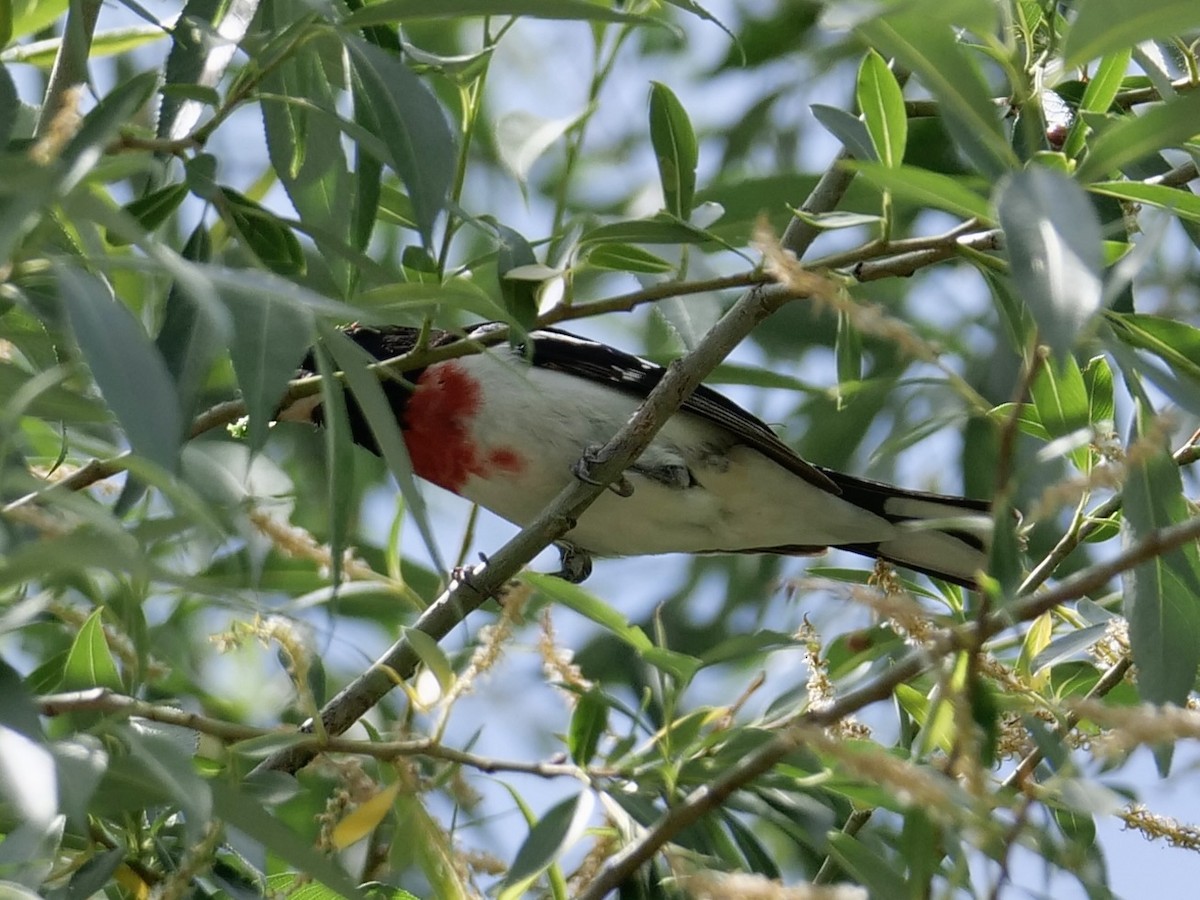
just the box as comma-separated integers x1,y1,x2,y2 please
37,688,584,778
575,511,1200,900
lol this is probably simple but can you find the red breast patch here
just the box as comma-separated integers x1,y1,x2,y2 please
403,361,524,493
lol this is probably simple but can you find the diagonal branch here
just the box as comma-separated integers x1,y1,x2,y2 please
574,511,1200,900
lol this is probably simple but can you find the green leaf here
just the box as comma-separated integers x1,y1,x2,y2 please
826,831,909,898
1105,312,1200,385
158,0,261,140
342,0,656,27
995,168,1104,359
1029,354,1090,471
210,778,365,898
0,725,57,830
856,50,906,168
856,14,1015,178
1082,355,1114,425
1063,47,1131,158
1076,91,1200,183
59,265,183,471
318,323,446,574
155,224,230,421
108,183,189,246
2,24,167,67
811,103,877,161
1087,180,1200,225
1122,401,1200,710
262,21,359,295
0,65,19,147
8,0,67,39
834,309,862,399
403,627,455,695
121,725,213,844
495,109,581,186
0,72,158,263
568,691,607,766
523,572,699,682
344,36,455,247
583,243,674,274
219,282,314,451
648,82,698,218
499,794,589,900
219,188,306,276
1064,0,1200,67
62,609,123,692
579,215,720,246
493,221,539,328
845,162,992,221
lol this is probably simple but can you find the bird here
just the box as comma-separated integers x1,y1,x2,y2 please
277,322,991,587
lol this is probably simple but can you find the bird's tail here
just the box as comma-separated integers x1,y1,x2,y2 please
818,468,992,588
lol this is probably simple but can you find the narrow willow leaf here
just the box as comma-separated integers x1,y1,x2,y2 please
342,0,656,27
1105,312,1200,385
648,81,698,218
155,224,228,421
158,0,261,140
62,609,123,692
811,103,876,161
995,168,1103,359
568,691,607,766
219,188,306,276
318,323,446,575
584,243,674,274
579,215,718,246
218,283,314,451
1064,0,1200,67
345,37,455,247
856,15,1015,178
856,49,906,168
500,794,591,900
1122,401,1200,711
1082,355,1114,425
496,109,580,186
1030,354,1089,442
121,182,191,236
1063,47,1131,158
210,779,364,898
493,221,539,328
331,781,400,849
1087,180,1200,225
59,265,183,471
1076,91,1200,183
846,162,991,221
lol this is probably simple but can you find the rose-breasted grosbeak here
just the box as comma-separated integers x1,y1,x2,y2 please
279,322,990,587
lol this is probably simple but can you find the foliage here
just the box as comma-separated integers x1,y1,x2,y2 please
1,0,1199,897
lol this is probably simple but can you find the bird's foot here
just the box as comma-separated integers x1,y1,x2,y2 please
551,542,593,583
571,444,634,497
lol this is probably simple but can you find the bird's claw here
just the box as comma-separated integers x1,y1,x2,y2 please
571,444,634,497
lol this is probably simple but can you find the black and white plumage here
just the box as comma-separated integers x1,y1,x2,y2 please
279,322,991,586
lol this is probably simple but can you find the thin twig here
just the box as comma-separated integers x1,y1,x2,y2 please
37,688,585,778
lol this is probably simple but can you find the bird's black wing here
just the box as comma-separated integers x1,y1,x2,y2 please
517,327,840,494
